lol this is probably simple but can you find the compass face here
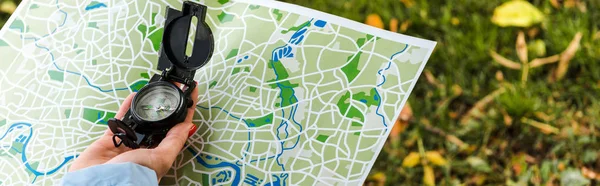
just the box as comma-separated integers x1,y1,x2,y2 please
133,84,181,121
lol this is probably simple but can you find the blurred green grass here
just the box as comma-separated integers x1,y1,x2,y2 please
2,0,599,185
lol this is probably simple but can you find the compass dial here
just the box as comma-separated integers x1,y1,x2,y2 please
133,84,181,121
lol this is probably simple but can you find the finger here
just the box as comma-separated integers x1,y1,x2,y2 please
104,93,136,136
154,122,194,162
184,83,199,123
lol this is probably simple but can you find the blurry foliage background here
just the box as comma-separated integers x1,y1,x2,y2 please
1,0,599,185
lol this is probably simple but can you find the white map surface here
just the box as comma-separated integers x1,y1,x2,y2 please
0,0,435,185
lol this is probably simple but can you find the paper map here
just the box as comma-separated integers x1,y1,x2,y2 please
0,0,435,185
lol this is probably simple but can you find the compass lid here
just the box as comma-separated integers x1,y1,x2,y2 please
157,1,214,71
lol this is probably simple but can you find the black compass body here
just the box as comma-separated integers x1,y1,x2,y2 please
108,1,213,149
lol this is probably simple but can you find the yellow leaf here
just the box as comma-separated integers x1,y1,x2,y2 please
451,84,463,96
370,172,387,184
389,18,399,33
400,0,415,8
564,0,577,8
390,103,411,142
400,20,411,33
426,151,448,166
423,165,435,186
549,0,560,8
521,118,559,134
451,17,460,26
365,14,384,29
0,1,17,14
402,152,420,168
491,0,544,27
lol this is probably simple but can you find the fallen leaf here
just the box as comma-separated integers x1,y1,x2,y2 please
575,110,583,118
400,20,411,33
423,165,435,186
546,174,558,186
400,0,415,8
390,104,411,143
448,111,458,119
530,55,560,68
389,18,399,33
451,84,463,96
451,17,460,26
491,0,545,27
558,162,565,171
402,152,421,168
553,32,582,81
424,69,443,88
389,120,406,143
365,14,384,29
490,50,522,70
370,172,387,186
577,1,587,12
511,153,527,176
502,109,513,126
521,118,559,134
525,154,537,163
549,0,560,8
446,135,468,149
467,157,492,173
425,151,448,166
571,120,581,134
581,167,600,180
516,31,528,63
0,1,17,14
400,103,413,121
390,103,412,142
467,174,487,185
561,169,590,186
564,0,577,8
460,87,506,125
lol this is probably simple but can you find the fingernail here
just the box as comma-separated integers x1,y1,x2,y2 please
195,81,198,85
188,124,198,138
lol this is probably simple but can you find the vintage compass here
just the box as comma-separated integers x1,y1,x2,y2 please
107,1,213,149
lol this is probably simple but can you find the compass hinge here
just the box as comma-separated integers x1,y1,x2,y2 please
161,67,196,86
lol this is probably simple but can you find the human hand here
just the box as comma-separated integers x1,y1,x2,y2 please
68,84,199,181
